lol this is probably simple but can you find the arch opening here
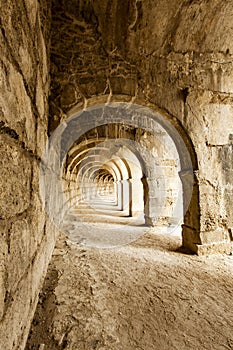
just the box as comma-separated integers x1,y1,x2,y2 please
40,102,198,250
64,139,145,219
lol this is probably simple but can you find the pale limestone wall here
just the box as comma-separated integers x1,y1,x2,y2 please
0,1,56,349
49,0,233,254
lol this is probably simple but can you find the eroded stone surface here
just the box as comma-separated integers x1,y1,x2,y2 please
26,233,233,350
0,1,55,349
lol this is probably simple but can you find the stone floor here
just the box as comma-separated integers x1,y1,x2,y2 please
26,208,233,350
60,203,150,248
59,200,182,248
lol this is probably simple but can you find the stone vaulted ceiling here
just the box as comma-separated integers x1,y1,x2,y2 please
50,0,233,133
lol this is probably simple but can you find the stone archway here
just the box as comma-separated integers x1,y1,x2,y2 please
41,98,204,252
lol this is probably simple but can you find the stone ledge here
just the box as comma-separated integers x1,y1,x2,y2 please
195,241,232,255
145,216,169,226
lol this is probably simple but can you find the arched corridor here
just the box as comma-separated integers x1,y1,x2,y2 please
1,0,233,349
41,103,191,248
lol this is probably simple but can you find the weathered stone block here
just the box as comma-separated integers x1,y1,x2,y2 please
7,218,31,293
200,229,230,245
0,227,56,350
0,49,36,151
0,2,35,84
0,136,32,219
196,241,232,256
110,77,137,96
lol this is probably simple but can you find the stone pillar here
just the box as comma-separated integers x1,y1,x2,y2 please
179,169,201,252
116,180,123,210
143,177,172,227
181,170,231,255
129,178,144,217
112,182,117,205
122,179,130,214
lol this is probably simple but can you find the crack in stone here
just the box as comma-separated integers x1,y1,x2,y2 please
0,121,19,141
0,123,42,162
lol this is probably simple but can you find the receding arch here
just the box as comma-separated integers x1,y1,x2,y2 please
62,116,186,236
41,98,200,252
66,98,200,251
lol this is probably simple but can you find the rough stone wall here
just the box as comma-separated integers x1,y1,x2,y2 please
50,0,233,253
0,1,55,349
